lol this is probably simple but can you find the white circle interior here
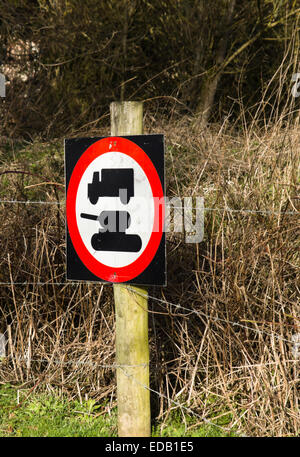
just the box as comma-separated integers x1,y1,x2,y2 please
75,150,155,268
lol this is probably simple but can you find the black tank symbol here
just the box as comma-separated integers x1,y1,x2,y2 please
81,209,141,253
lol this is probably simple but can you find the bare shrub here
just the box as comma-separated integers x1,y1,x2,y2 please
0,115,299,436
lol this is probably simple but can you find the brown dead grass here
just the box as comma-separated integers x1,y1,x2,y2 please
0,116,299,436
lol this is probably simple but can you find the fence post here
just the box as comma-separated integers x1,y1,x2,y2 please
110,101,151,437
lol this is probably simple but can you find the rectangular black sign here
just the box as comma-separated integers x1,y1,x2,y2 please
65,134,166,286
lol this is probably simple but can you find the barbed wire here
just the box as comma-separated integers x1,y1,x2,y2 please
125,286,297,345
9,356,149,369
2,351,240,434
0,195,298,436
4,352,294,372
4,350,296,435
203,207,299,216
118,365,235,434
0,195,298,346
0,280,297,345
0,198,299,216
0,199,61,206
0,281,81,286
1,285,297,435
0,352,238,435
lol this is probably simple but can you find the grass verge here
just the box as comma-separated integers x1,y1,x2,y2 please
0,384,237,437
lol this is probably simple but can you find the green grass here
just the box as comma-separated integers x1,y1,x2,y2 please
0,384,238,437
0,384,117,437
152,414,236,438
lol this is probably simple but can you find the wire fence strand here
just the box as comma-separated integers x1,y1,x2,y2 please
2,353,238,435
0,280,296,344
0,198,299,215
0,193,298,436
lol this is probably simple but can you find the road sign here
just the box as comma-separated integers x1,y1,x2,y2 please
65,135,165,285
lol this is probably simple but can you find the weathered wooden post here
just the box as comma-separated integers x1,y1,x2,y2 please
110,101,151,437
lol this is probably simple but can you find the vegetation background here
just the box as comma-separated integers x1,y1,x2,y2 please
0,0,299,437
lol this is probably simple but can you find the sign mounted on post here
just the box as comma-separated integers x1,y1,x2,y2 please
65,135,165,285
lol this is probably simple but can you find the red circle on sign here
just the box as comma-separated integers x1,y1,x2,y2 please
66,137,165,282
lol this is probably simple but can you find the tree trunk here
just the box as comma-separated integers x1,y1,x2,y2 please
196,0,236,127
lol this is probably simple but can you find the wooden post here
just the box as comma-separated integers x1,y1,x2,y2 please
110,101,151,437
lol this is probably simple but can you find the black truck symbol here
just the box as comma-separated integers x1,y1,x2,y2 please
88,169,134,205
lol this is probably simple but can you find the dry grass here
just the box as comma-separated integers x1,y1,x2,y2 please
0,115,299,436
